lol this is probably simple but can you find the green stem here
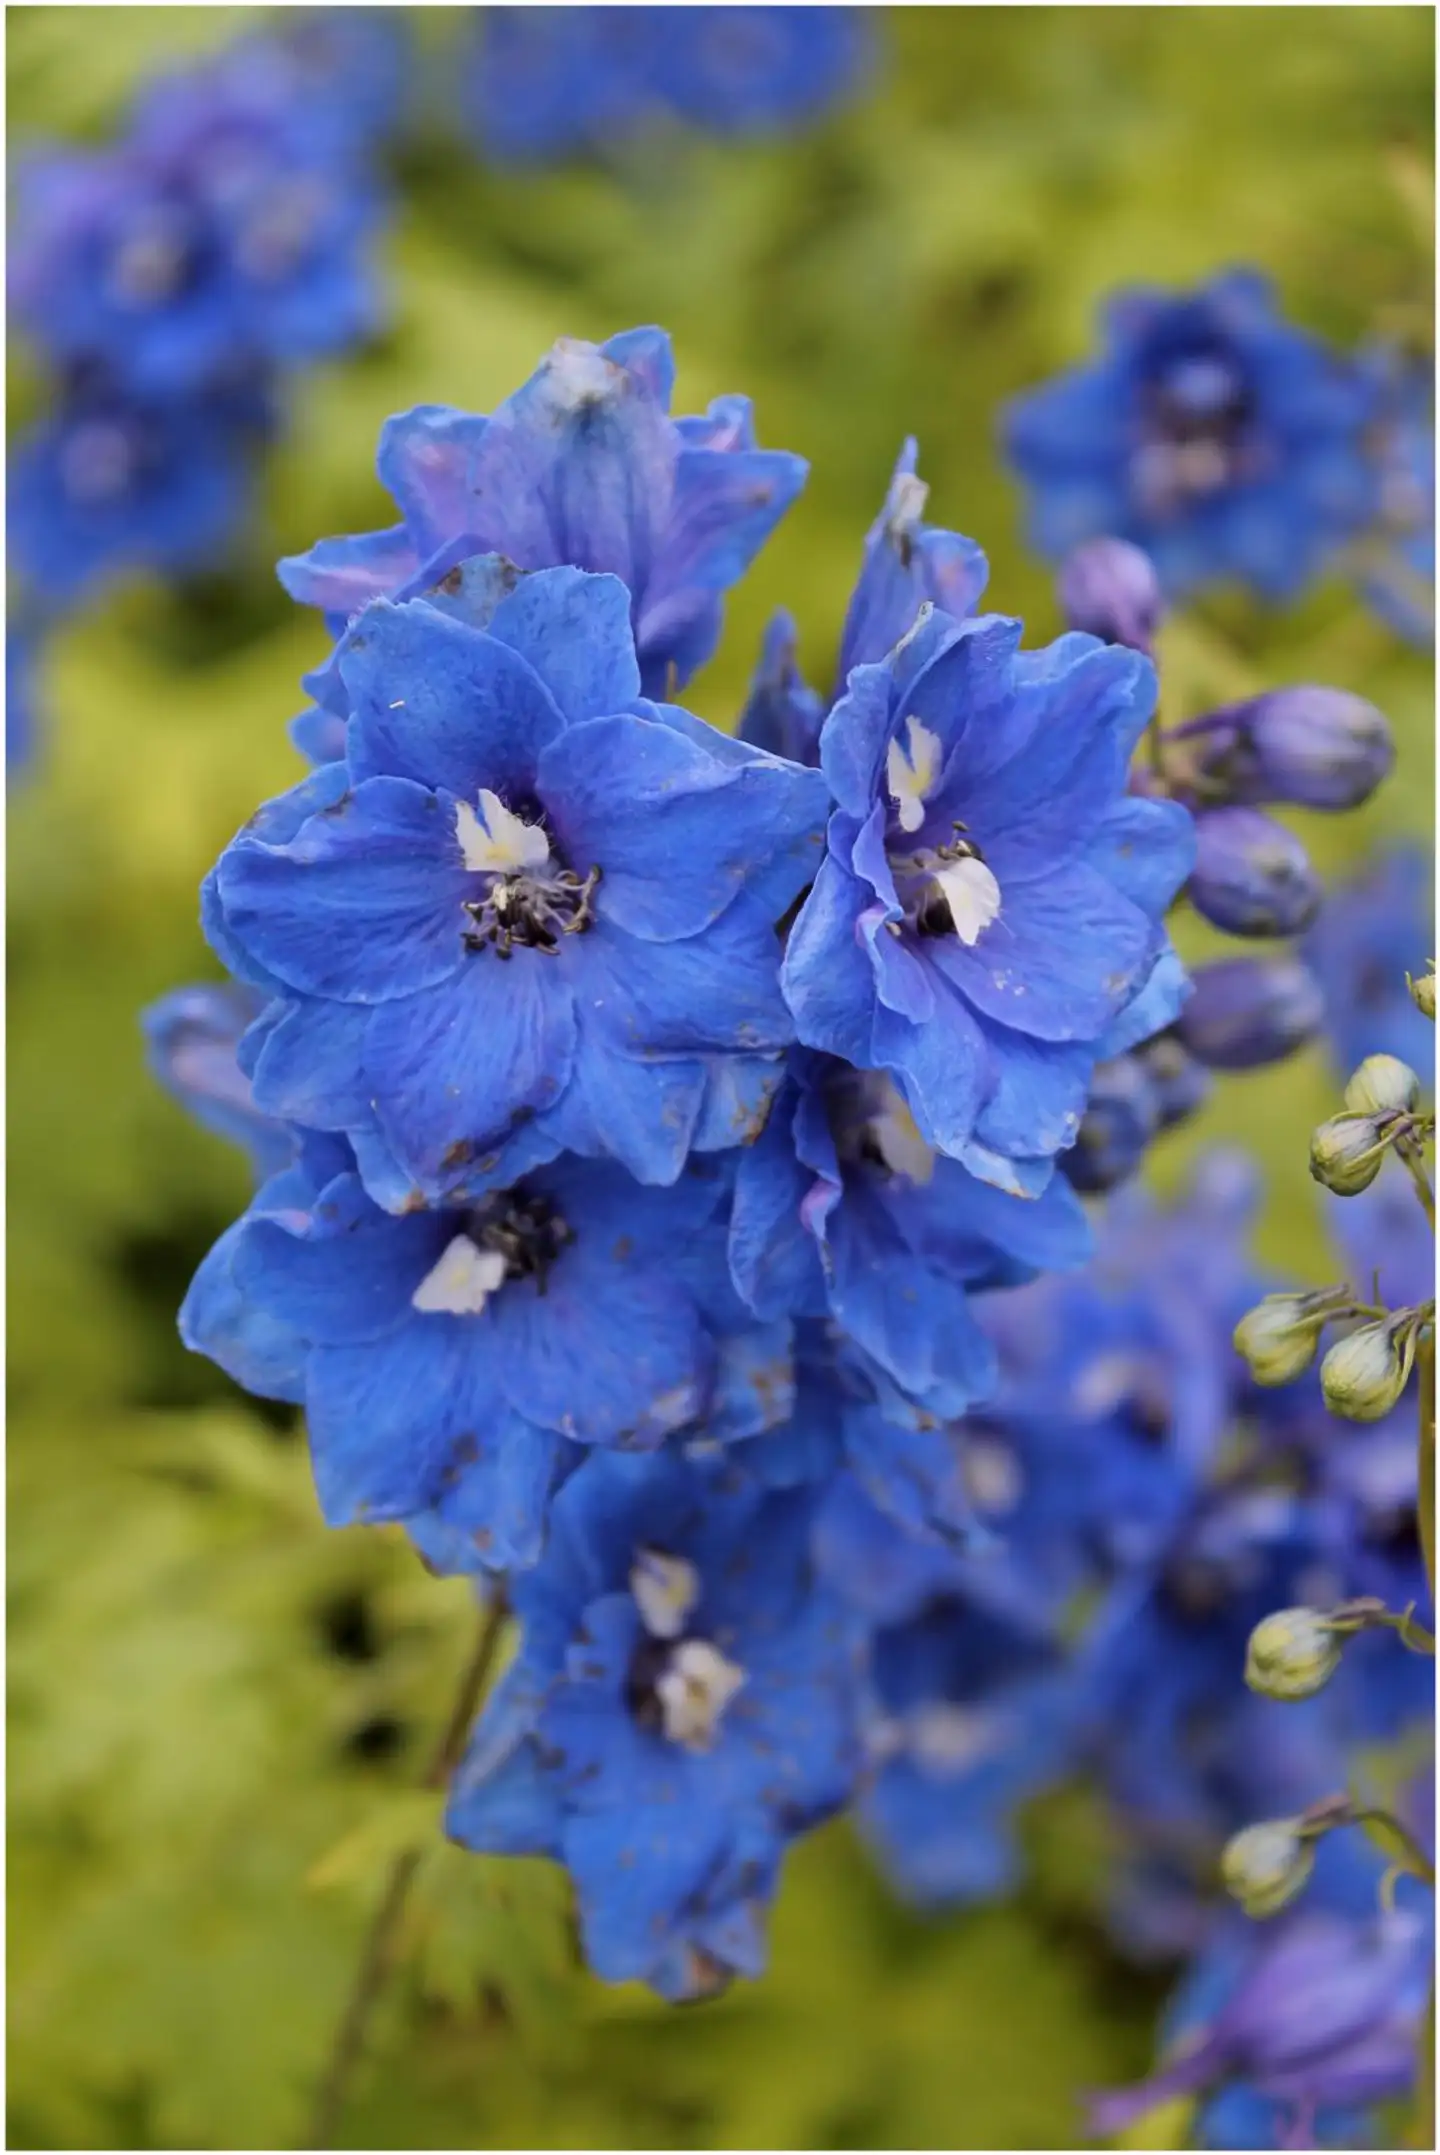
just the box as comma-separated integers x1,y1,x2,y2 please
305,1593,509,2151
1399,1141,1437,1231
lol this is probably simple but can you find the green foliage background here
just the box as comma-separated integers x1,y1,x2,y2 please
7,8,1434,2148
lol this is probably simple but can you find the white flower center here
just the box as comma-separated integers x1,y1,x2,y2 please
961,1436,1024,1516
866,1079,936,1185
930,855,1002,945
885,715,943,835
908,1703,1006,1777
630,1549,701,1642
455,789,552,875
656,1639,746,1753
411,1234,508,1316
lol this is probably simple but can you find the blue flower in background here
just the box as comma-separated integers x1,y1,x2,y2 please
1353,347,1434,647
8,373,260,606
181,1144,787,1572
781,603,1194,1192
857,1583,1074,1909
739,610,826,768
1092,1832,1432,2147
463,7,872,164
143,981,294,1179
447,1447,862,1997
1004,270,1379,600
278,327,808,700
1304,843,1435,1082
649,8,874,138
728,1051,1091,1418
11,48,381,398
206,562,827,1205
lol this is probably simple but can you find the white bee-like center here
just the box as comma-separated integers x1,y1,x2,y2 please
656,1639,746,1753
885,715,943,836
930,855,1002,946
630,1548,701,1642
411,1235,508,1316
455,789,552,876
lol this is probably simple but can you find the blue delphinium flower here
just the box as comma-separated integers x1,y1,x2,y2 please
206,560,827,1205
277,328,807,700
462,7,871,165
1353,348,1434,647
729,1050,1091,1417
8,371,260,607
10,52,380,399
446,1447,862,1997
1004,270,1379,601
738,609,826,768
648,8,874,137
780,602,1194,1192
856,1578,1075,1909
1091,1833,1431,2149
1304,843,1435,1082
181,1141,791,1571
143,981,294,1179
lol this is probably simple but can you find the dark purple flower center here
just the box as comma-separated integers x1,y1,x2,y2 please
1135,346,1256,507
462,1189,573,1288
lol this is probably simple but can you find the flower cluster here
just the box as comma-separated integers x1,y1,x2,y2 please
462,6,874,165
7,8,403,707
149,317,1428,2128
1004,270,1435,635
152,322,1210,1997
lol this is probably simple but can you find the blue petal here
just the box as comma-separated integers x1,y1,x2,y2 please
217,776,470,1003
306,1314,506,1524
486,566,641,726
364,959,577,1196
341,600,565,798
781,839,877,1066
539,710,828,942
277,524,418,614
375,404,489,554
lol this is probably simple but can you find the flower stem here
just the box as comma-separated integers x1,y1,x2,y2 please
305,1592,509,2151
1398,1140,1437,1231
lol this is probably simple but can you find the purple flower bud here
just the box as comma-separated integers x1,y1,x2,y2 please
1177,955,1324,1070
1181,688,1394,811
1057,536,1164,655
1135,1031,1211,1130
1189,806,1321,937
1060,1054,1160,1193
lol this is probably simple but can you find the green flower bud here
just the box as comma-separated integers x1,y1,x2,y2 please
1233,1294,1332,1385
1244,1607,1343,1700
1309,1112,1387,1196
1410,971,1435,1021
1221,1819,1315,1918
1320,1318,1417,1423
1343,1054,1421,1118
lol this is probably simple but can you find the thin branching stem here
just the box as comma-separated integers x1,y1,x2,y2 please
305,1592,510,2151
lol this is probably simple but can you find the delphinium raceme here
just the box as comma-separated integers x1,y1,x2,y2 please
147,315,1419,2149
148,319,1200,2129
7,10,404,769
460,5,874,166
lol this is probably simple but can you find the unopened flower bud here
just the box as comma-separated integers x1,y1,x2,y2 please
1309,1112,1388,1196
1320,1318,1417,1423
1344,1053,1421,1118
1234,1293,1332,1385
1177,956,1324,1071
1245,1607,1343,1700
1189,807,1321,938
1221,1818,1315,1917
1245,688,1395,810
1410,971,1436,1021
1137,1031,1211,1131
1057,537,1164,656
1060,1055,1159,1194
